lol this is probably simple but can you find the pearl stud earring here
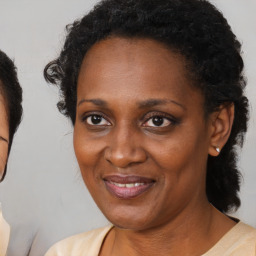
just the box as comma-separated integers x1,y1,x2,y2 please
216,147,220,153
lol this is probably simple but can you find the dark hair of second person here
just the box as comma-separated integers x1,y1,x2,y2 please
0,50,23,181
44,0,248,214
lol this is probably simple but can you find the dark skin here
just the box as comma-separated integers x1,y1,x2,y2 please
74,37,235,255
0,91,9,177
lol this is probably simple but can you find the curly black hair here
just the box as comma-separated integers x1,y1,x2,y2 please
44,0,249,213
0,50,23,181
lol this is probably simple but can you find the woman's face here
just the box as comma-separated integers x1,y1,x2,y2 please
74,37,214,230
0,89,9,178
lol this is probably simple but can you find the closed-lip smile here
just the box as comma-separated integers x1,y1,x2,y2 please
103,175,155,199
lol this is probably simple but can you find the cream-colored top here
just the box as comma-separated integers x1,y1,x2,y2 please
0,209,10,256
45,222,256,256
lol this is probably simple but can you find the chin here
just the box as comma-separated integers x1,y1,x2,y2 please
100,204,156,231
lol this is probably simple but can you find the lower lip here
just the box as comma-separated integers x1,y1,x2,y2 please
104,181,154,199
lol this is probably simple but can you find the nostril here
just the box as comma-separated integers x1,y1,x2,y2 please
104,145,147,168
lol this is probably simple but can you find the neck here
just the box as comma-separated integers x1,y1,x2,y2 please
100,201,235,256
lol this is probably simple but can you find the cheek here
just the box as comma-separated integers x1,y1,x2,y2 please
147,126,209,182
73,125,105,178
0,144,8,174
0,108,9,176
74,137,97,167
149,132,202,165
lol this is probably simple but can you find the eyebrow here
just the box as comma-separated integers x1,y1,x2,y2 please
0,136,8,144
78,98,186,110
78,99,107,107
138,99,186,110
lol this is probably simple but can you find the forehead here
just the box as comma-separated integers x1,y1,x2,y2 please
77,37,202,105
80,37,189,81
0,80,8,114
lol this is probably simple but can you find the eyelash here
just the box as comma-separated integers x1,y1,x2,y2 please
142,112,178,128
81,111,179,128
82,112,111,127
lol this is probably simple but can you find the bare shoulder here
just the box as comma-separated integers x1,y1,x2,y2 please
44,225,113,256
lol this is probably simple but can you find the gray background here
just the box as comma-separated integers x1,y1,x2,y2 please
0,0,255,255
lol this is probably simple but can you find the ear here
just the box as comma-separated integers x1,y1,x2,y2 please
208,103,234,157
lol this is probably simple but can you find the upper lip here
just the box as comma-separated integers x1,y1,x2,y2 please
103,175,155,184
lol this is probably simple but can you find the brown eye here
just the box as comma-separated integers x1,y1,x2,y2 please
152,117,164,126
86,115,110,126
144,116,171,127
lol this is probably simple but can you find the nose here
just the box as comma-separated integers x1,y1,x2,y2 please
104,125,147,168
